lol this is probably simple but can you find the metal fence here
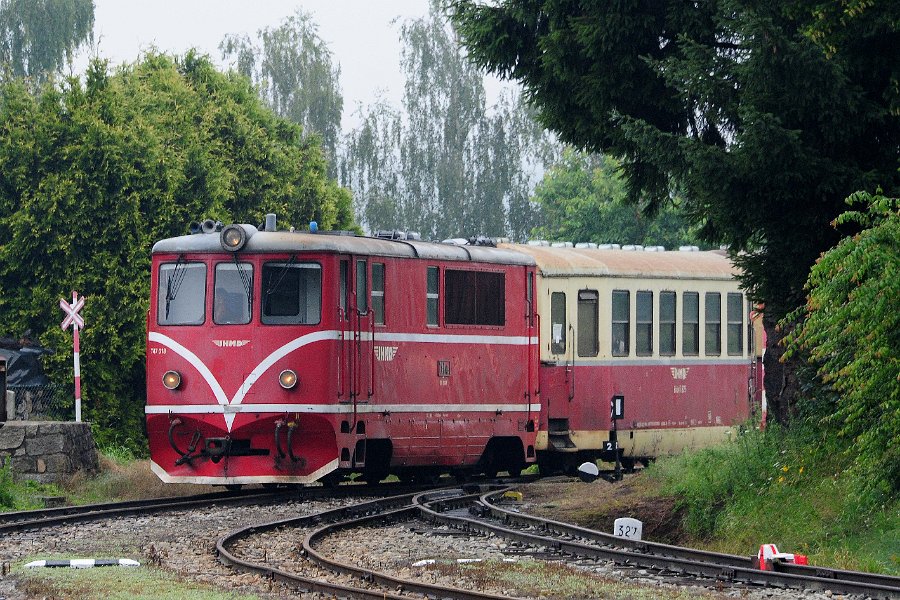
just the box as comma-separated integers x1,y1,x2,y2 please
6,383,71,421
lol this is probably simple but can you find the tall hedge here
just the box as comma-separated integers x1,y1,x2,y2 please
0,52,354,451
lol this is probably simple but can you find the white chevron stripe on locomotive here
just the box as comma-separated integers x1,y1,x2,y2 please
148,330,537,432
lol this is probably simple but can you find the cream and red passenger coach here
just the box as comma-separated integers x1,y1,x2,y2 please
508,244,756,472
146,219,755,486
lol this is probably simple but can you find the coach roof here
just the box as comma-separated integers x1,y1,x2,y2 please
152,228,535,266
503,244,739,280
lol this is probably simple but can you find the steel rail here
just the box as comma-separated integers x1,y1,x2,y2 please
413,487,900,600
218,486,518,600
0,482,412,535
480,488,900,593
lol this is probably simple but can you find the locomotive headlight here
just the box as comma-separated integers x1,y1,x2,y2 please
220,224,248,252
279,369,298,389
162,370,182,390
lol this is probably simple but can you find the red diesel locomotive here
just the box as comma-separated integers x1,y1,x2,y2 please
145,218,754,486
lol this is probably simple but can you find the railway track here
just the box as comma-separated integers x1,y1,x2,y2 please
218,484,900,600
0,482,418,535
424,487,900,599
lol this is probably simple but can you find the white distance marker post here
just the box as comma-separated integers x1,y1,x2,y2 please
59,291,85,423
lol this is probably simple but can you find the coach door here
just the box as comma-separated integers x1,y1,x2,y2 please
338,258,373,411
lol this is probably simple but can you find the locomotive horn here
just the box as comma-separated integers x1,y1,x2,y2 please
200,219,217,234
189,221,202,234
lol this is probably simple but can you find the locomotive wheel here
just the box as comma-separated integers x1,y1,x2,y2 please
224,484,243,491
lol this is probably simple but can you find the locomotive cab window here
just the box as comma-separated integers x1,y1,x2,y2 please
214,262,253,325
261,262,321,325
636,291,653,356
577,290,599,357
445,269,505,326
372,262,385,325
550,292,566,354
158,262,206,325
611,290,630,356
426,266,439,326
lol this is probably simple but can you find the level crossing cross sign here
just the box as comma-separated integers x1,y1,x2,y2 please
60,292,85,331
59,291,85,422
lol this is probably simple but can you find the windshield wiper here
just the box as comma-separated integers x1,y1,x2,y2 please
232,254,252,313
164,255,187,320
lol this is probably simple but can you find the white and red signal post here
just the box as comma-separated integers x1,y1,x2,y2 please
59,291,85,422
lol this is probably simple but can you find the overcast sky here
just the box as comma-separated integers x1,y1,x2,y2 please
73,0,507,132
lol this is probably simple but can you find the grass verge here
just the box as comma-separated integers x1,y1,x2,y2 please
644,425,899,574
12,564,262,600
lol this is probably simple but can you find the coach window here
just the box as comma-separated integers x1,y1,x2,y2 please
683,292,699,355
705,292,721,355
214,262,253,325
158,262,206,325
550,292,566,354
356,260,368,314
577,290,599,357
261,262,321,325
445,269,505,326
426,266,439,326
727,293,744,355
636,291,653,356
371,263,385,325
611,290,630,356
659,291,676,356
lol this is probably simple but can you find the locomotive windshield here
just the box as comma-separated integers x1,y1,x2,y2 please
262,261,321,324
158,262,206,325
214,262,253,325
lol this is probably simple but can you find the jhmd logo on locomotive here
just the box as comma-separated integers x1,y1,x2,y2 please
374,345,399,361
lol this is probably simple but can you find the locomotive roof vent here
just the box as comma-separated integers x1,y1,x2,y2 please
527,240,549,246
598,244,621,250
264,213,277,232
575,242,598,249
644,245,666,252
622,244,644,251
551,241,574,248
375,230,422,241
442,238,468,245
679,246,700,252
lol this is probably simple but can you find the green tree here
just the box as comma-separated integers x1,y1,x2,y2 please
784,192,899,491
448,0,900,423
341,1,556,241
221,10,343,175
0,0,94,81
0,52,352,452
532,149,703,248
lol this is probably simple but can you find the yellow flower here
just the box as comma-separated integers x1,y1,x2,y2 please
782,466,790,472
778,476,785,483
799,466,804,474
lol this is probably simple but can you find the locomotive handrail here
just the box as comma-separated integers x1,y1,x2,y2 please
337,307,345,399
368,308,375,399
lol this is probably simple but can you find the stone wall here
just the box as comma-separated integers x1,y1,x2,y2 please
0,421,99,484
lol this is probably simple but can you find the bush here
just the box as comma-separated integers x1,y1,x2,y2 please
784,191,899,492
